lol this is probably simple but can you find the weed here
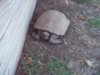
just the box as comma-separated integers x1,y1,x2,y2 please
72,0,100,4
21,57,39,75
96,71,100,75
48,58,73,75
88,18,100,28
21,57,73,75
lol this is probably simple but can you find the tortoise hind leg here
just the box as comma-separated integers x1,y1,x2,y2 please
49,34,63,44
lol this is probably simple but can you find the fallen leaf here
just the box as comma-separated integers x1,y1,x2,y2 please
38,60,44,65
25,57,33,65
78,15,87,20
85,59,93,67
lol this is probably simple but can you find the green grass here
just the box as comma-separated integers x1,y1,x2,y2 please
96,71,100,75
48,58,73,75
88,18,100,28
21,56,73,75
21,57,39,75
90,0,100,3
83,0,93,3
75,0,100,4
84,0,100,3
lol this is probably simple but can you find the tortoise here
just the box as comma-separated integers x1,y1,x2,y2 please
32,10,70,44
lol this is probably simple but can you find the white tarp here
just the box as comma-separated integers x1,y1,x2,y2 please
0,0,37,75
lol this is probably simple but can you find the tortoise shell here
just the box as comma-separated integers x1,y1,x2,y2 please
34,10,70,35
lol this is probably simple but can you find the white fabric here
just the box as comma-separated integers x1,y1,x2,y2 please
0,0,37,75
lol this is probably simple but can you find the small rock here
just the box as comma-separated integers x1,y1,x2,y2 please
85,59,93,67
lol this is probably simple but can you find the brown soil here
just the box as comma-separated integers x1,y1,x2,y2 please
16,0,100,75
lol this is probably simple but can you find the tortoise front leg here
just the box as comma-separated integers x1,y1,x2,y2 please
40,31,50,41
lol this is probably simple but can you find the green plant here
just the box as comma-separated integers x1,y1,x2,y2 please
74,0,100,4
48,58,73,75
88,18,100,28
21,54,73,75
90,0,100,3
83,0,93,3
96,71,100,75
84,0,97,3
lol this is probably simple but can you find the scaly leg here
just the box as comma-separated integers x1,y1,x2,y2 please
49,34,63,44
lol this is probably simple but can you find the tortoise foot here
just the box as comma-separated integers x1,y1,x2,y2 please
49,34,63,44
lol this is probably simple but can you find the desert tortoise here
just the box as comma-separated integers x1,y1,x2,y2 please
32,10,70,44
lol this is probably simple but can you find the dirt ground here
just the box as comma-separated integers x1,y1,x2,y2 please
16,0,100,75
